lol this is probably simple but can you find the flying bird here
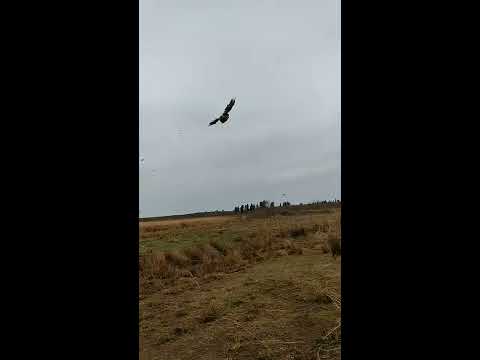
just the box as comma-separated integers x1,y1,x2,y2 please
209,98,236,126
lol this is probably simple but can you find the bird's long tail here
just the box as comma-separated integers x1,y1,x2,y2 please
209,118,219,126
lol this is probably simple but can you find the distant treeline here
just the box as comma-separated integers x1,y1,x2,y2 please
140,210,233,222
139,200,341,222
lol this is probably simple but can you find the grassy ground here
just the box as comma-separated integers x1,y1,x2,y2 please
139,207,341,360
139,209,338,254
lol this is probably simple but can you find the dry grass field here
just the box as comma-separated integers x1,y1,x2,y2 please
139,206,341,360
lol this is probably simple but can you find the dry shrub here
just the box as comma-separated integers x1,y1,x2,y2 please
182,245,204,263
139,251,170,279
335,210,341,240
199,300,223,323
173,326,188,336
264,244,276,258
165,250,190,267
316,223,331,233
258,221,273,240
143,240,249,281
150,251,168,276
275,249,289,257
321,244,330,254
238,242,256,260
142,226,156,233
230,235,242,243
277,238,293,250
270,238,302,255
203,272,225,281
218,249,248,273
265,233,273,250
198,258,218,275
140,213,328,284
223,248,244,269
175,309,188,318
287,243,304,255
311,287,334,304
302,281,340,308
139,252,177,295
247,236,266,251
313,232,329,241
289,227,306,238
327,236,341,259
139,275,150,296
139,255,147,274
209,239,230,255
194,244,223,275
201,243,222,259
175,268,194,278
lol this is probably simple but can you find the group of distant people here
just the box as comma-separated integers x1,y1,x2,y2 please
233,203,256,214
233,199,340,214
310,199,341,206
233,200,294,214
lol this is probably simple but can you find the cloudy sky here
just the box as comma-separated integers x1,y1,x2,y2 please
140,0,341,217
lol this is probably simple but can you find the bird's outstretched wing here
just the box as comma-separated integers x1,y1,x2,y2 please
209,98,235,126
209,117,220,126
223,98,236,115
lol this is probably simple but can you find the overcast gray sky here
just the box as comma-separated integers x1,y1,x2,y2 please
140,0,340,217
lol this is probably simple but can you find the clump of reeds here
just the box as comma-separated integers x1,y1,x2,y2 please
289,227,306,238
199,299,223,323
164,250,190,267
327,236,341,259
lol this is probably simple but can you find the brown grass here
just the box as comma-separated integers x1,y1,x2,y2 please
181,245,205,263
140,215,236,228
289,227,307,238
139,207,342,359
198,299,223,323
141,227,315,290
327,237,341,259
140,249,341,360
223,248,244,269
164,250,190,267
140,208,342,298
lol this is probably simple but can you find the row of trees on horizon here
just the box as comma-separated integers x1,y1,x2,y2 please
139,199,341,219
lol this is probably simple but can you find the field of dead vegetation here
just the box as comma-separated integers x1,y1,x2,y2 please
139,207,341,360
